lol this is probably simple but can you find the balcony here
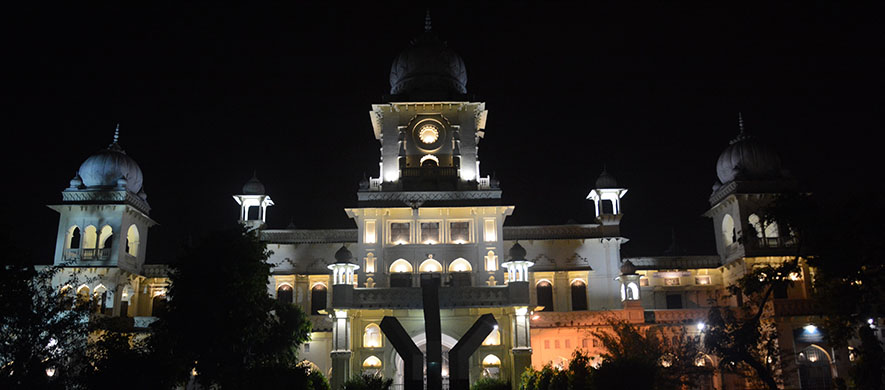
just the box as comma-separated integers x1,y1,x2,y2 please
63,248,112,261
773,299,821,316
400,166,458,178
340,284,529,310
755,236,797,249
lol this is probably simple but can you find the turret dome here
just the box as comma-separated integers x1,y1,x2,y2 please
595,168,619,189
715,115,782,184
77,127,144,193
620,260,637,275
242,173,266,195
334,245,355,263
509,242,527,260
389,13,467,100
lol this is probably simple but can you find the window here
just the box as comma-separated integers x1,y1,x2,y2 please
364,324,382,348
582,339,590,348
695,276,711,285
722,214,736,246
639,277,649,286
66,226,81,249
277,284,293,304
484,251,498,271
364,220,376,244
98,225,113,249
83,225,98,249
418,257,442,273
484,219,497,242
389,259,413,273
389,259,413,287
481,355,501,378
555,340,560,349
450,221,470,243
126,225,140,256
748,214,764,238
362,356,382,375
151,294,167,316
420,222,440,244
482,329,501,346
536,281,554,311
544,340,550,349
390,222,410,244
571,280,588,311
666,294,682,309
565,339,571,349
93,285,108,314
364,252,376,273
448,258,472,272
664,277,680,286
310,284,327,315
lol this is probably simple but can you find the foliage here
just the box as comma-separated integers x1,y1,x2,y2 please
341,372,393,390
77,317,158,390
471,376,511,390
149,226,313,388
0,232,92,390
520,351,588,390
852,325,884,390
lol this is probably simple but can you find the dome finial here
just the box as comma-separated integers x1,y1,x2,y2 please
113,123,120,144
425,9,432,32
738,112,745,134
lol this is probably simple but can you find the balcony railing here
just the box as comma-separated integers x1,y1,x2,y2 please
755,236,797,248
400,166,458,178
63,248,112,261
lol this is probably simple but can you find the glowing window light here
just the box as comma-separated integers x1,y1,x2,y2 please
364,324,382,348
482,329,501,346
389,259,413,273
419,258,442,273
484,219,497,242
364,220,376,244
482,355,501,367
362,356,382,368
418,125,439,144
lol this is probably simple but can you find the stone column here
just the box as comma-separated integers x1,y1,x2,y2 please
511,306,532,389
330,310,352,390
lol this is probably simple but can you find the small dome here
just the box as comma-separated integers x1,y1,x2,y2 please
77,141,144,193
389,16,467,100
509,242,527,260
242,173,266,195
620,260,637,275
334,245,354,263
595,168,619,189
715,116,782,184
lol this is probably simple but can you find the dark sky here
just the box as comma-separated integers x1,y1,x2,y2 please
2,3,881,263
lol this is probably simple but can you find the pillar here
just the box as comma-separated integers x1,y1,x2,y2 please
511,306,532,389
330,310,352,390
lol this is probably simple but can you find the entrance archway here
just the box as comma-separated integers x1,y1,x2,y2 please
392,332,458,388
797,344,833,390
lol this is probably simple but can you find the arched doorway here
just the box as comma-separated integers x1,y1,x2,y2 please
392,332,458,389
797,345,833,390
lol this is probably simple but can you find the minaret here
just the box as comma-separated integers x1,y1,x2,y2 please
616,260,642,309
232,172,274,230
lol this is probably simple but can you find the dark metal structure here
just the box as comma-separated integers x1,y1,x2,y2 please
380,316,424,390
449,313,498,390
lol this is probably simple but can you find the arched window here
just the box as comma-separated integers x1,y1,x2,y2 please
310,284,327,315
93,285,108,314
764,220,780,239
66,226,81,249
126,225,140,256
748,214,764,238
448,258,472,272
365,252,376,273
389,259,413,287
484,251,498,271
481,354,501,378
83,226,98,249
277,283,293,304
482,329,501,346
536,280,553,311
418,258,442,273
120,285,134,317
76,285,90,306
389,259,413,273
721,214,736,246
98,225,114,249
364,323,382,348
571,280,588,311
362,355,382,375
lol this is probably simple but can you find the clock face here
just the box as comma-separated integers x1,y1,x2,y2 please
418,124,439,144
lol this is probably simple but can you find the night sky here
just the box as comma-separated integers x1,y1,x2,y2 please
2,3,881,263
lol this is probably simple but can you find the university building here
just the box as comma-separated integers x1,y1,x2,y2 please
48,19,857,390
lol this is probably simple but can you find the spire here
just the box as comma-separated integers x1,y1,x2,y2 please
730,112,751,144
424,9,432,32
108,123,125,152
738,112,745,134
113,123,120,144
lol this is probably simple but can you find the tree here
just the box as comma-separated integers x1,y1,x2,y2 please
341,372,393,390
149,226,312,388
0,236,92,389
591,318,705,390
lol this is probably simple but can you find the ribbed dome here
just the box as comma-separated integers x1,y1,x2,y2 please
77,142,144,193
242,173,266,195
389,17,467,100
715,128,782,184
595,168,619,189
620,260,637,275
334,245,354,263
509,242,527,260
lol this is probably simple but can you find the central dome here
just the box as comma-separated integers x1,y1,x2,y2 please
715,116,782,184
78,142,144,193
389,20,467,100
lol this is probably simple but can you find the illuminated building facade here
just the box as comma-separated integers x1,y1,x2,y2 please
47,18,861,390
